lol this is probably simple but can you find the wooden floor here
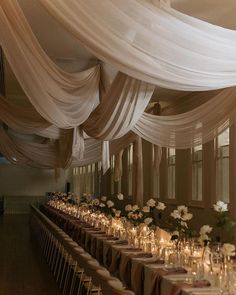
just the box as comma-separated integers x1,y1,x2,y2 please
0,214,60,295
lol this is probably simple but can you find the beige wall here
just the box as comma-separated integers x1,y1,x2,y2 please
0,164,72,196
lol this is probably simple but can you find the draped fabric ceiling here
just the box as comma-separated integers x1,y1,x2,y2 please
0,0,236,174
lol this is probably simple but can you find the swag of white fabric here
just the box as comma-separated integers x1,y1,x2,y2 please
0,124,102,169
39,0,236,91
83,72,155,139
133,87,236,148
0,0,100,128
0,96,62,139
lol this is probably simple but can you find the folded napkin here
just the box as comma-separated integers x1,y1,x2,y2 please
119,253,153,288
171,279,211,295
132,258,164,295
150,267,187,295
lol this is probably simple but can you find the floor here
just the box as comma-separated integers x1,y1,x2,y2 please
0,214,60,295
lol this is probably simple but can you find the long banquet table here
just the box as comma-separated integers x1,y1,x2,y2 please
40,205,221,295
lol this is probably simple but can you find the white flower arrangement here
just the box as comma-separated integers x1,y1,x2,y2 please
213,200,228,212
156,202,166,211
91,198,100,206
221,243,236,257
99,203,105,208
171,205,193,221
132,205,139,211
170,205,193,235
117,193,124,200
199,225,212,246
171,230,180,240
101,196,107,202
146,198,156,207
106,200,114,208
199,225,212,236
114,209,121,217
125,204,132,211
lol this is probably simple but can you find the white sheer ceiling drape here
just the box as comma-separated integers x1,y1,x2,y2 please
0,0,100,128
1,0,236,172
133,87,236,148
39,0,236,90
83,72,154,140
0,96,62,139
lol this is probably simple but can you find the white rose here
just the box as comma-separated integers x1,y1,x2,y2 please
172,231,179,237
99,203,105,208
127,212,133,218
198,234,210,246
171,210,181,219
132,205,139,211
182,213,193,221
115,210,121,217
146,198,156,207
200,225,212,235
221,243,236,257
107,200,114,208
125,204,132,211
144,217,153,225
92,198,100,206
156,202,166,211
117,193,124,200
101,196,107,202
213,200,228,212
138,212,143,218
142,206,150,213
177,205,188,214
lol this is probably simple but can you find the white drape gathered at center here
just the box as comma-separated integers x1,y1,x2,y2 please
83,72,155,140
0,0,100,128
39,0,236,91
133,87,236,148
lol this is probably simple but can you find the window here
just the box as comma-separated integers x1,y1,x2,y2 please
152,145,160,198
216,128,229,203
167,148,175,199
191,145,203,201
128,144,133,196
110,155,115,195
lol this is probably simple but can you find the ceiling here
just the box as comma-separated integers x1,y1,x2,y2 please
4,0,236,107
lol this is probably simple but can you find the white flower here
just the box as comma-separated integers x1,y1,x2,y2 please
115,210,121,217
142,206,150,213
213,201,228,212
221,243,236,257
101,196,107,202
156,202,166,211
198,234,211,246
177,205,188,214
92,198,100,206
172,231,179,237
127,212,133,218
99,203,105,208
180,221,188,228
146,198,156,207
117,193,124,200
107,200,114,208
182,213,193,221
138,212,143,218
171,210,181,219
125,204,132,211
144,217,153,225
132,205,139,211
200,225,212,235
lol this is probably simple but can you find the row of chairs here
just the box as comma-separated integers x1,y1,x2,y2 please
30,205,136,295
